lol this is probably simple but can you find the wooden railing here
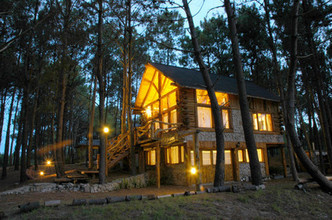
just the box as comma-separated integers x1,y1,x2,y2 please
106,120,182,170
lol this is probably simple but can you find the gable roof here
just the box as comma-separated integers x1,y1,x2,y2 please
150,63,279,102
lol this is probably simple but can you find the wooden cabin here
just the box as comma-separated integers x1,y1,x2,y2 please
134,63,285,186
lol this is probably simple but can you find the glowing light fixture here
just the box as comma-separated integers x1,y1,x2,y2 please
190,167,197,175
145,106,152,118
40,171,44,176
103,127,110,134
46,160,51,166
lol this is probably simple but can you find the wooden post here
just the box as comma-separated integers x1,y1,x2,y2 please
264,146,270,176
138,148,145,173
281,146,287,177
232,149,239,181
193,131,201,191
156,144,161,188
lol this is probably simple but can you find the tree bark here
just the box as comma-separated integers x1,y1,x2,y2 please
182,0,225,187
96,0,106,184
88,75,97,169
285,0,332,193
2,88,16,179
9,90,21,166
224,0,262,186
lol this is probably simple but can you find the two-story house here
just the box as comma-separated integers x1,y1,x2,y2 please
134,63,285,186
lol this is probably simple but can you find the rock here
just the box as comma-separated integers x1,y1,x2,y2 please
72,199,87,206
19,202,40,213
106,196,126,203
88,199,107,205
44,200,61,207
125,195,142,201
172,193,183,197
157,194,172,199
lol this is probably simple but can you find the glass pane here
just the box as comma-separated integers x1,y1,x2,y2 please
216,92,229,106
225,150,231,165
190,150,195,166
162,113,168,129
266,114,273,131
202,151,211,165
161,96,168,112
181,146,184,163
222,109,230,129
171,146,179,164
212,150,217,165
168,91,177,108
196,89,210,104
152,102,159,117
238,150,243,162
257,149,263,162
258,113,267,131
245,149,250,162
166,148,170,164
253,113,258,130
150,150,156,165
197,107,212,128
170,109,177,124
145,106,152,118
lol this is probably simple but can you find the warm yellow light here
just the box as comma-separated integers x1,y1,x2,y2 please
145,106,152,118
40,171,44,176
46,160,51,165
191,167,197,175
103,127,110,134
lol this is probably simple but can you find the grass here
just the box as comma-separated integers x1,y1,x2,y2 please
9,179,332,220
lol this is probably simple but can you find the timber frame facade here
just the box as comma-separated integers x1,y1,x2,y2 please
134,63,285,186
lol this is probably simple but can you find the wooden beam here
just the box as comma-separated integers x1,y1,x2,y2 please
281,146,287,178
156,143,161,189
264,145,270,176
141,70,157,108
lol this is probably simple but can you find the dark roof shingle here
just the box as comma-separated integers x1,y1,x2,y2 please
150,63,279,102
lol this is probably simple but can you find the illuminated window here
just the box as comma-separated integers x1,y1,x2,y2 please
145,106,152,118
197,107,212,128
168,91,177,108
222,109,230,129
152,102,159,117
161,96,168,111
147,150,156,165
202,151,211,165
166,146,183,164
225,150,231,165
190,150,195,166
162,113,168,129
245,149,263,162
196,89,229,106
216,92,229,106
238,150,244,162
252,113,273,131
170,109,177,124
257,149,264,162
196,89,210,104
212,150,217,165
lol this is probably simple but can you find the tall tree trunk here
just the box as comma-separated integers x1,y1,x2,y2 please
224,0,262,186
0,89,8,146
88,75,97,169
96,0,106,184
285,0,332,193
9,91,21,166
263,0,299,181
302,0,332,169
2,88,16,179
14,109,23,170
27,88,38,167
182,0,225,187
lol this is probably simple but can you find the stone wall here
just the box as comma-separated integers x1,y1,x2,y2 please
239,163,266,181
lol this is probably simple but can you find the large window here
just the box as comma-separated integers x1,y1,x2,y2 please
243,149,264,162
252,113,273,131
196,89,229,106
197,107,212,128
202,150,232,166
146,150,156,166
166,146,184,164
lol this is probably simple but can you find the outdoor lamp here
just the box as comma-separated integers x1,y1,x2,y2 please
40,171,44,176
46,160,51,166
190,167,197,175
103,126,110,134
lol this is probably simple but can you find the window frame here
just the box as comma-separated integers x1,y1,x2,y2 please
252,112,273,132
166,146,184,165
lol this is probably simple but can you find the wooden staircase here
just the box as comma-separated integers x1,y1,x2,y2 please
106,131,131,170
